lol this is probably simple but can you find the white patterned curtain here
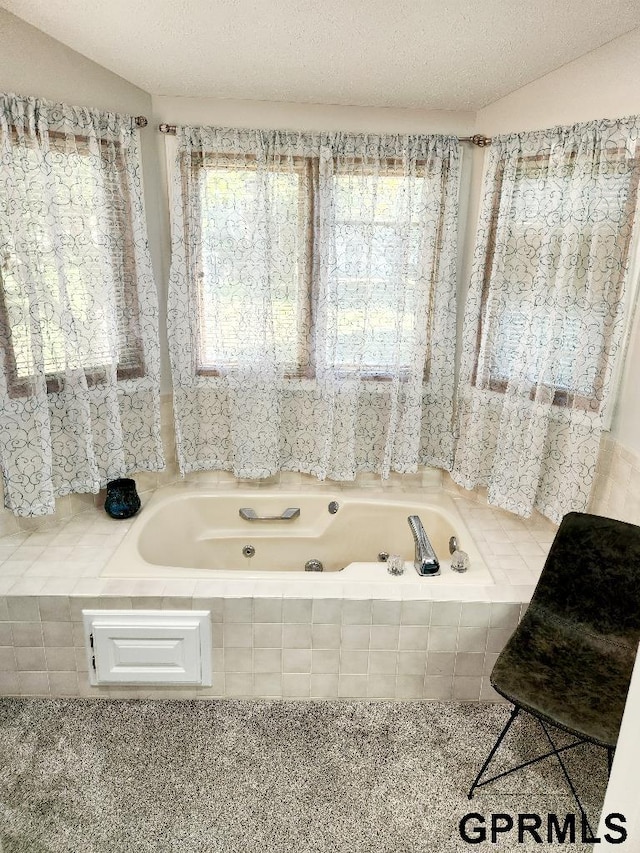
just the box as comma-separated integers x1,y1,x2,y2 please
0,94,164,516
453,118,640,522
168,127,459,480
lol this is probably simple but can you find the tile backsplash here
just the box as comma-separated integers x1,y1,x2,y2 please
589,434,640,525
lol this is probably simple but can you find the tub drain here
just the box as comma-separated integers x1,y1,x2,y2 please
242,545,255,558
305,559,323,572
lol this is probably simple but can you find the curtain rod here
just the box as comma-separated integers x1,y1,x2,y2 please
135,116,148,128
158,123,491,146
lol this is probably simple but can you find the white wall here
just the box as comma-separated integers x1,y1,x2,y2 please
597,645,640,849
475,26,640,455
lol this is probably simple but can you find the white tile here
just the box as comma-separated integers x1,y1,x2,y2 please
398,626,428,651
457,626,488,652
45,647,77,671
368,650,397,674
397,651,427,676
224,673,252,697
223,647,252,672
42,622,74,646
452,676,482,701
428,626,457,652
282,648,311,673
342,600,372,625
282,599,312,623
431,601,461,626
223,624,253,648
310,673,338,698
283,623,312,648
366,675,396,698
68,579,107,596
0,562,27,577
253,623,282,648
460,601,491,627
161,580,197,597
396,675,424,699
341,626,370,649
253,648,282,673
311,649,340,673
337,674,368,698
253,598,283,622
10,546,45,563
24,561,83,578
340,650,369,674
282,674,310,697
423,675,453,700
371,600,402,625
311,623,341,649
17,671,49,696
400,601,431,625
6,578,47,595
369,625,399,650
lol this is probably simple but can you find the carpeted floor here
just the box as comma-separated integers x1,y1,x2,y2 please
0,699,607,853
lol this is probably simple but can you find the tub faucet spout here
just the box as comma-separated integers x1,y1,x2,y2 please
407,515,440,577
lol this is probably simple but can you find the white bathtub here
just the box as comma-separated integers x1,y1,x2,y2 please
102,485,493,585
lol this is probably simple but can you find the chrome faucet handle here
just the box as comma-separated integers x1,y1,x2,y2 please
451,549,470,573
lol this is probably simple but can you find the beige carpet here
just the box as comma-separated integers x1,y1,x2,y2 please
0,699,607,852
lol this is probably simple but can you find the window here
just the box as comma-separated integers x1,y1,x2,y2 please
184,152,442,379
192,153,313,376
0,130,144,396
328,159,432,377
473,148,640,408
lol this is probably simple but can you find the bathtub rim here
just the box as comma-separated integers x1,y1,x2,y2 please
101,483,501,597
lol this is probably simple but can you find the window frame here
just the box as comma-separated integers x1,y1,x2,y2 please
184,151,445,383
472,148,640,411
0,128,146,399
187,151,316,380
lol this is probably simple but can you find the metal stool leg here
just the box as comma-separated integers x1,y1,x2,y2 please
468,705,520,799
537,718,596,840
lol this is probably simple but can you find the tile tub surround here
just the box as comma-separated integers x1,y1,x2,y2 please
0,492,557,701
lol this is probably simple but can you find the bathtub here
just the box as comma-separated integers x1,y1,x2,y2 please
103,485,493,586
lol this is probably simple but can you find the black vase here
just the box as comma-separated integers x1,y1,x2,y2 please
104,478,141,520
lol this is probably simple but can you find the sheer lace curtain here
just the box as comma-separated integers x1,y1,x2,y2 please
0,94,164,516
168,127,459,481
453,118,640,522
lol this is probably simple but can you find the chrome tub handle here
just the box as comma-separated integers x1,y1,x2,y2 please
239,507,300,521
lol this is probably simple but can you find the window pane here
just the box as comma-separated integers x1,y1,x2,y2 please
329,171,426,373
483,151,636,400
197,161,309,372
0,135,141,383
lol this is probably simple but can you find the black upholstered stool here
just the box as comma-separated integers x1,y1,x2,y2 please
469,512,640,829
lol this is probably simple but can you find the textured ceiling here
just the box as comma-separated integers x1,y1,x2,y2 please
2,0,640,110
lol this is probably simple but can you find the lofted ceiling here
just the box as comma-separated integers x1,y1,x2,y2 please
2,0,640,111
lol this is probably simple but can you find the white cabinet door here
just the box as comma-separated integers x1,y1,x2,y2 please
82,610,212,686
